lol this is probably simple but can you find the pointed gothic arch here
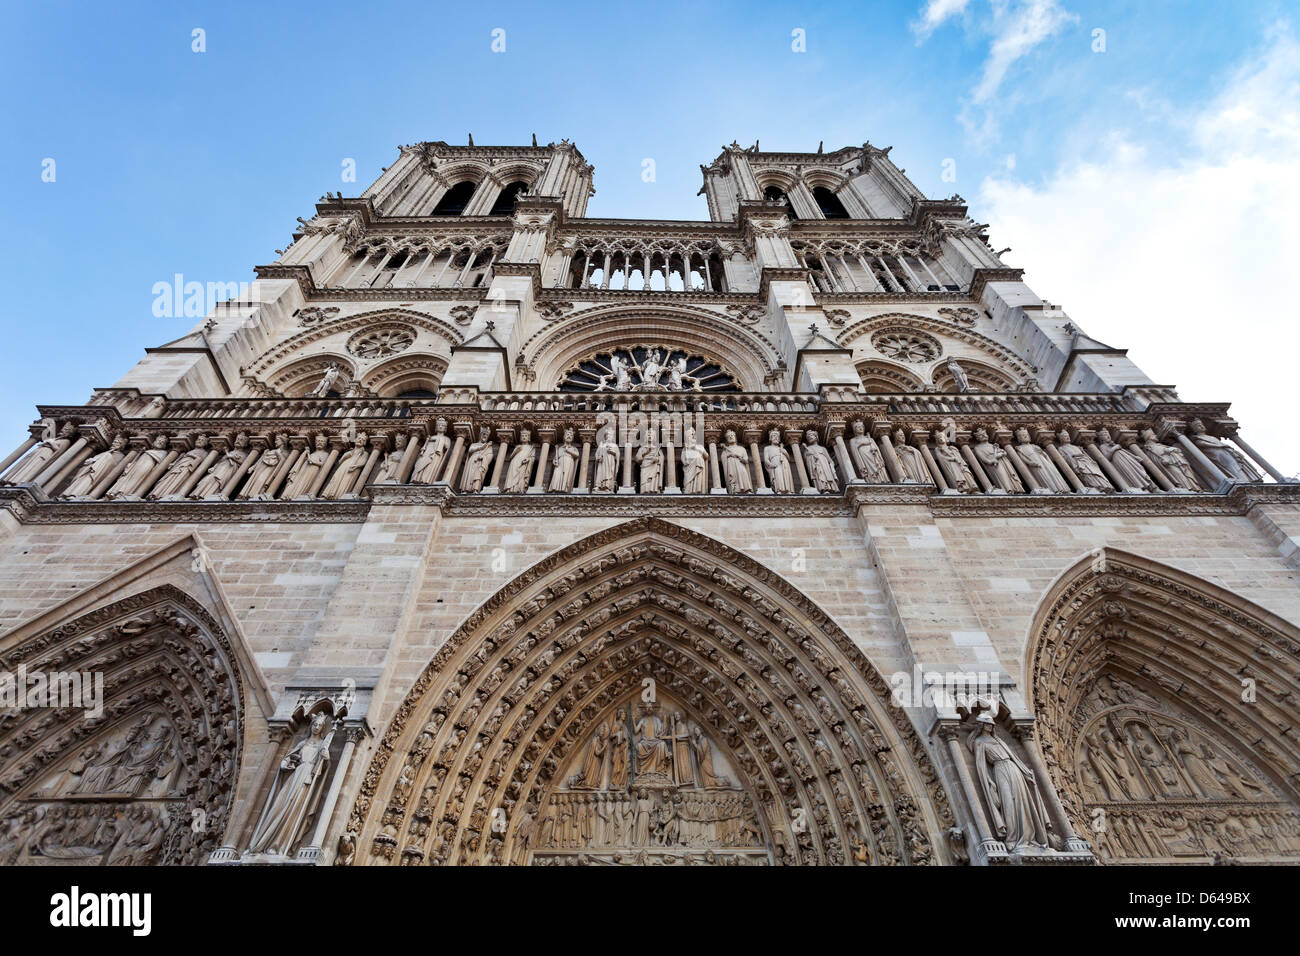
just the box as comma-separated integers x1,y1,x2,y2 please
342,518,955,866
1026,548,1300,863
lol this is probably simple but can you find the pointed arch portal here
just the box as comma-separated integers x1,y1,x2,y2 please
1027,549,1300,863
344,518,955,865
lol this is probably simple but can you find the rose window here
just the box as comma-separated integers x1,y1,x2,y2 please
347,325,416,360
871,329,941,364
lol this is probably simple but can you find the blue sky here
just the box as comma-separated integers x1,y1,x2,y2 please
2,0,1297,471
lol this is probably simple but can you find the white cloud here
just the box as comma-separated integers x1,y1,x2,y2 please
912,0,971,40
972,0,1077,103
979,23,1300,475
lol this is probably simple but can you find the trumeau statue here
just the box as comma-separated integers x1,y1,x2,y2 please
1140,428,1199,491
763,428,795,493
1188,419,1260,482
374,434,409,484
548,427,580,492
1056,429,1111,493
893,428,929,484
848,420,888,482
6,422,77,483
971,428,1023,493
282,434,330,498
106,435,170,500
321,432,368,499
240,433,288,499
593,426,620,493
310,362,342,398
461,426,495,493
635,439,663,494
933,428,977,493
1014,427,1069,493
1096,427,1155,492
146,434,208,500
680,427,708,494
247,713,335,858
191,432,250,499
411,418,451,484
503,428,536,493
968,713,1052,852
802,430,839,493
721,430,753,494
58,434,127,499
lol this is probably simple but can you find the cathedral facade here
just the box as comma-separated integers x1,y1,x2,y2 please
1,138,1297,866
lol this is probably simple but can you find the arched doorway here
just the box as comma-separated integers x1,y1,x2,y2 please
342,518,956,865
1026,549,1300,863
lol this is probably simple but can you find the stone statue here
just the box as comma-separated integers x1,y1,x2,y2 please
1188,419,1260,482
802,430,839,493
1096,428,1155,492
59,435,127,499
411,418,452,484
320,432,369,499
762,429,794,493
847,420,888,482
670,712,695,788
548,427,580,492
680,427,708,494
608,355,632,391
282,434,330,498
503,428,536,493
968,714,1051,852
106,435,170,500
1140,428,1200,491
1014,427,1069,493
635,440,663,493
145,435,208,500
893,429,929,484
239,434,288,499
1056,429,1112,493
609,710,629,789
640,348,664,389
569,722,609,789
721,430,753,494
460,427,495,493
141,396,166,419
971,428,1024,493
310,362,342,398
374,434,409,484
247,713,335,857
190,432,250,499
634,711,671,778
593,427,620,492
7,423,77,484
692,725,730,788
944,357,971,393
932,429,977,493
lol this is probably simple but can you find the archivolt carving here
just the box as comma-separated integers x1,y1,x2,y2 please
359,354,449,398
855,359,925,393
343,518,954,865
0,585,246,865
1027,549,1300,863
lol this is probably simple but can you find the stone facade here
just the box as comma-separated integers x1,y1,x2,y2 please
1,138,1297,866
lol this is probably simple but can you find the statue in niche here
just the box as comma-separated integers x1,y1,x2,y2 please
281,434,330,498
190,432,250,499
141,396,166,419
971,428,1024,492
309,362,342,398
968,713,1052,852
593,426,620,492
145,434,207,500
548,427,580,492
721,430,753,494
59,435,128,499
670,712,695,788
1096,427,1155,492
1140,428,1200,491
460,426,495,493
680,427,708,494
320,432,368,499
6,422,77,483
944,357,971,393
411,418,452,484
848,420,888,482
239,433,288,499
1056,429,1112,493
1013,427,1069,492
763,429,794,493
635,439,663,493
247,712,335,857
374,434,409,484
503,428,536,493
634,711,671,778
803,430,839,492
105,435,170,500
1188,419,1261,482
893,428,929,484
932,428,977,492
